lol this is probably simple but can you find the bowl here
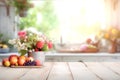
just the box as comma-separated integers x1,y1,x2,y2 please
0,48,9,53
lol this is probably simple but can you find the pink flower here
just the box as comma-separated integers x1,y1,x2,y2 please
47,41,53,49
36,41,44,49
18,31,26,38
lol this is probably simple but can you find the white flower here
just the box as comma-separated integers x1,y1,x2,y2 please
32,49,35,52
28,50,32,52
24,39,27,42
14,45,18,48
8,39,16,45
17,41,22,47
38,37,44,42
17,47,21,51
25,27,38,33
21,43,27,50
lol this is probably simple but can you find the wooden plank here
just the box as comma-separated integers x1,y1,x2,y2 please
47,62,73,80
0,65,12,74
84,62,120,80
19,62,53,80
0,63,10,72
101,62,120,75
0,66,31,80
68,62,101,80
113,62,120,66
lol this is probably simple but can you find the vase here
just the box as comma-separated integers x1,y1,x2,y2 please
28,51,45,65
108,40,117,53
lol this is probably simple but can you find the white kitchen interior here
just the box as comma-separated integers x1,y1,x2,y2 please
0,0,120,62
1,0,120,80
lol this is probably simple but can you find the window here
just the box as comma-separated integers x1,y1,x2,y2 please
53,0,106,43
20,0,118,44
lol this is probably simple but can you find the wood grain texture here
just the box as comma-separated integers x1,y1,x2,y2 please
84,62,120,80
68,62,101,80
19,62,53,80
101,62,120,75
47,62,73,80
0,65,12,74
0,66,30,80
0,62,120,80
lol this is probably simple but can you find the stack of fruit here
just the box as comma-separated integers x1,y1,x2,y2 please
0,44,9,53
79,38,99,53
2,55,42,67
80,44,98,52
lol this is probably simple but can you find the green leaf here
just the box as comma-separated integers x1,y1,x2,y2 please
42,44,48,51
19,50,27,56
0,34,3,38
26,43,31,48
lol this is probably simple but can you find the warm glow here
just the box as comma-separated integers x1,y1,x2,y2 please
53,0,106,43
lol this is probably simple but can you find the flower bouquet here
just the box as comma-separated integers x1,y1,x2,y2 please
99,27,120,53
8,30,53,56
103,27,120,53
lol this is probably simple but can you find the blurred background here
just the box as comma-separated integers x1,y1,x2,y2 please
0,0,120,52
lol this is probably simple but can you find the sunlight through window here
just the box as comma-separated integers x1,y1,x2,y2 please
31,0,114,44
53,0,106,43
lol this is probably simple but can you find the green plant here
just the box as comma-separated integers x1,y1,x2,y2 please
18,0,58,39
18,8,37,30
0,33,3,43
10,0,33,14
0,33,8,44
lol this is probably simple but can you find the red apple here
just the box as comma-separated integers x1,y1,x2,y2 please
26,57,34,62
18,58,26,66
2,58,10,67
9,55,18,59
9,55,18,65
2,58,8,64
35,60,41,66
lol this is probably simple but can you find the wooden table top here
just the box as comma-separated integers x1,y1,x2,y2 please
0,62,120,80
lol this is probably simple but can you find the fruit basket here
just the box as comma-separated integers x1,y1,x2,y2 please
56,48,98,53
82,48,99,53
10,65,43,68
10,60,44,68
2,55,43,68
